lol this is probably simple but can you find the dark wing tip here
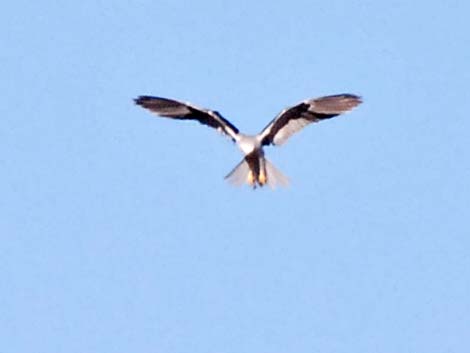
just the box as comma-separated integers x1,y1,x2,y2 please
133,96,189,116
341,93,363,106
340,93,362,110
134,95,156,107
310,93,363,114
324,93,362,104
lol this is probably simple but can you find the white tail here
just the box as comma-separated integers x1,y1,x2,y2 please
225,157,289,189
224,159,250,187
264,159,289,188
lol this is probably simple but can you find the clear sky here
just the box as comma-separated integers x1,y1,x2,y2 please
2,1,469,352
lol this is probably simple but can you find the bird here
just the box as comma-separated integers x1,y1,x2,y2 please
134,93,362,189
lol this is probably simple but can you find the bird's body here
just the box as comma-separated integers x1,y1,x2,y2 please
236,134,260,154
134,94,362,188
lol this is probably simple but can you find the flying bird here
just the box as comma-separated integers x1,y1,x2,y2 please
134,94,362,188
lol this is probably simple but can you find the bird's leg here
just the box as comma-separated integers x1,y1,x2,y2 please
258,157,267,186
258,167,267,186
247,170,255,187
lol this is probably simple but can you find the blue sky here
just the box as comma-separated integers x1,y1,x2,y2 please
2,0,469,352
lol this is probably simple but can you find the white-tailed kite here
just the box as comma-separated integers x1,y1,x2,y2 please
134,94,362,188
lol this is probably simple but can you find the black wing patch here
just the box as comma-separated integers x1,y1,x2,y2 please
261,94,362,146
134,96,239,141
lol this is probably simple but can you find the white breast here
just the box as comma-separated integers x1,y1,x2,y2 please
237,136,258,155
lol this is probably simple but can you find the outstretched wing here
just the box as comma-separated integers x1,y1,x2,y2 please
260,94,362,146
134,96,240,142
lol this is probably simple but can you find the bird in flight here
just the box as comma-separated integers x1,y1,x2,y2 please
134,93,362,188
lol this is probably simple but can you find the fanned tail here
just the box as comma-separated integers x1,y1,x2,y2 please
264,158,289,189
224,159,251,186
225,156,289,189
